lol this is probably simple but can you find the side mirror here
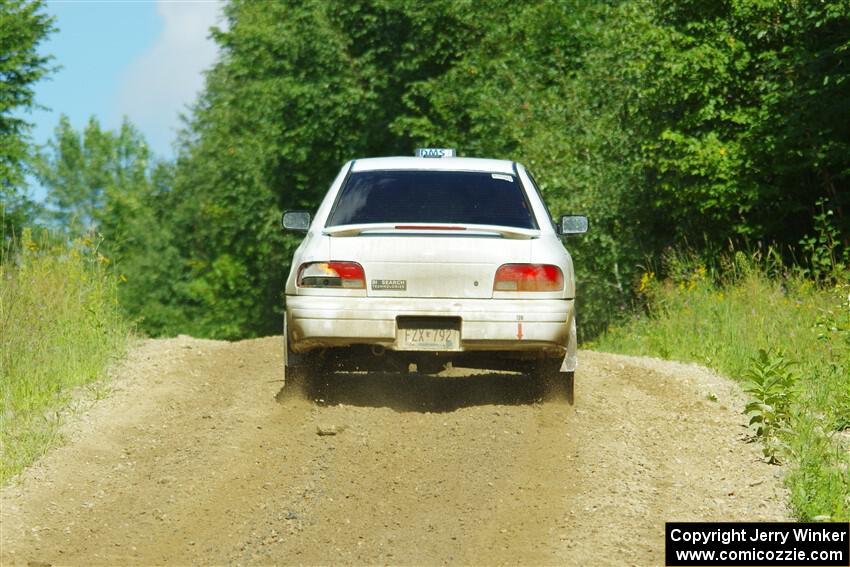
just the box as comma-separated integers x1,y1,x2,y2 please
281,210,311,232
559,215,588,235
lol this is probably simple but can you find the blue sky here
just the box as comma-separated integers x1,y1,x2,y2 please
29,0,223,185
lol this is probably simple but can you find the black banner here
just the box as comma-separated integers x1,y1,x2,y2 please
666,522,849,566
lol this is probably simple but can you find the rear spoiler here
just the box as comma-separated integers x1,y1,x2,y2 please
323,223,540,240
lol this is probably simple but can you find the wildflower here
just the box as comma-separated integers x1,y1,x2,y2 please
639,271,655,293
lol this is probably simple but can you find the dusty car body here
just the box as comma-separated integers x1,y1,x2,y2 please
282,152,586,402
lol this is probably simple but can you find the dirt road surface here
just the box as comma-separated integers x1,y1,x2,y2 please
1,336,789,566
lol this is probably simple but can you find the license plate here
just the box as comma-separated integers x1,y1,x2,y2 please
397,327,461,351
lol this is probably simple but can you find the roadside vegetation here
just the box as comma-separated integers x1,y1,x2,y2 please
594,214,850,521
0,230,132,482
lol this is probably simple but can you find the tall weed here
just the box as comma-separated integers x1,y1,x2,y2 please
0,229,132,483
799,198,849,284
743,349,796,464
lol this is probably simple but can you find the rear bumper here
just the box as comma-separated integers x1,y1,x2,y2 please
285,295,574,354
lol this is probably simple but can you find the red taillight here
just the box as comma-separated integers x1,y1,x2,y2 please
298,261,365,289
494,264,564,292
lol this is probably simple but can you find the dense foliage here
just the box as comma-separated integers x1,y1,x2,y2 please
0,0,53,238
7,0,850,339
158,0,486,337
163,0,848,339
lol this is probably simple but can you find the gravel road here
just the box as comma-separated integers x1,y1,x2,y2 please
1,336,789,566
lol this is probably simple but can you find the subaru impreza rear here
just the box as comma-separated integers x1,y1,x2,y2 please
282,151,587,402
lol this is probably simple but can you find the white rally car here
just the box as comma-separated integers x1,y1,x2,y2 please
282,150,587,402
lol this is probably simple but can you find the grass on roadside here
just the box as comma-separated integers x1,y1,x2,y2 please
592,248,850,521
0,229,132,483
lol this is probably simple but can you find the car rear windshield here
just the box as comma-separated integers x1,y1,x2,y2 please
326,170,537,229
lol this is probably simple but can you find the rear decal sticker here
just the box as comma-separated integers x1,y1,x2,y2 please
371,279,407,291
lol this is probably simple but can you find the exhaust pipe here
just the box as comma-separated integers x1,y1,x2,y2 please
371,345,386,356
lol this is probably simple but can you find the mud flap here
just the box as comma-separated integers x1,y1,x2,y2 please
560,315,578,372
283,312,307,368
283,314,289,369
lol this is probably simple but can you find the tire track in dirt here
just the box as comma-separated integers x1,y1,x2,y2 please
1,337,788,566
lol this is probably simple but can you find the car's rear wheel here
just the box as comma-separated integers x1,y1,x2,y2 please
532,358,575,405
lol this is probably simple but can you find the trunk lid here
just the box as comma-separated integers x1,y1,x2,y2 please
328,231,532,299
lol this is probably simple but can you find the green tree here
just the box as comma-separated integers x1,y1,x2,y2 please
33,115,182,335
0,0,54,237
166,0,479,338
607,0,850,246
391,1,654,335
34,115,145,231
